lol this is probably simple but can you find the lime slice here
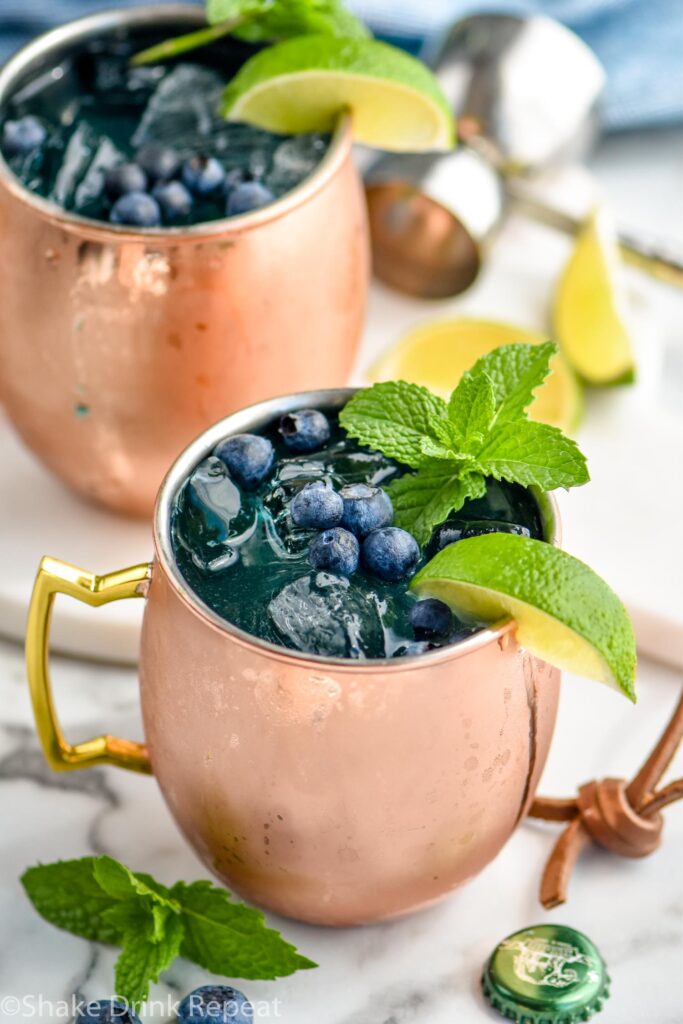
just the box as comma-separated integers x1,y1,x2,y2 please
412,533,636,701
554,209,636,385
222,35,454,151
368,318,582,433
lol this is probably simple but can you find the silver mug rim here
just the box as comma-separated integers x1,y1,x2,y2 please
153,387,560,672
0,3,351,241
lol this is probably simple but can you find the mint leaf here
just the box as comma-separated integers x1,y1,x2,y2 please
474,420,589,490
93,856,178,912
419,437,474,462
339,381,451,468
22,856,316,1005
230,0,369,41
133,0,368,65
339,343,588,549
388,468,487,547
447,371,496,451
172,880,317,979
467,341,556,425
207,0,262,22
115,910,184,1005
102,897,173,945
21,859,123,944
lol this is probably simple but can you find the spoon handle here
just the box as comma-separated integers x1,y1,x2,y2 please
505,186,683,290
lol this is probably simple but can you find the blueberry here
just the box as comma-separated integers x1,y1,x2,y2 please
104,161,148,199
182,154,226,196
214,433,274,490
362,527,420,583
75,1000,140,1024
153,180,193,222
227,181,275,216
427,518,531,558
410,598,454,640
309,527,359,575
109,191,161,227
279,409,330,453
136,143,181,182
177,985,253,1024
223,167,246,195
291,481,344,529
340,483,393,538
2,115,46,157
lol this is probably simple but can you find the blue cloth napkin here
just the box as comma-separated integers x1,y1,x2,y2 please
1,0,681,130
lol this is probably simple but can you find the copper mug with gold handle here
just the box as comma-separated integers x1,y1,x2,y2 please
26,389,560,926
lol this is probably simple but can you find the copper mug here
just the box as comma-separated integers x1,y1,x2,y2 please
0,6,368,517
26,389,560,926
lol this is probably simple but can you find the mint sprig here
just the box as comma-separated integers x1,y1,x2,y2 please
22,856,316,1005
132,0,368,67
340,342,589,546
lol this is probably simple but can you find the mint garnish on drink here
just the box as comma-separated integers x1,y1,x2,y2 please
21,856,316,1004
340,342,589,546
132,0,369,66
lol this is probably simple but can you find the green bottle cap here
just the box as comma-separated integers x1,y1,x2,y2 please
482,924,610,1023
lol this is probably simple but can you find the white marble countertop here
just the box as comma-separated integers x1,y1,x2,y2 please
0,126,682,1023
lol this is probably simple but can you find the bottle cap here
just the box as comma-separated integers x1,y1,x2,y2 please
482,924,610,1023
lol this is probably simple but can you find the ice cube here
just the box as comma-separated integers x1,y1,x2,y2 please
50,120,100,207
175,457,256,572
207,122,282,185
125,65,167,94
266,133,328,194
73,136,124,213
268,572,385,658
261,457,329,557
273,133,328,175
323,441,402,488
132,64,225,148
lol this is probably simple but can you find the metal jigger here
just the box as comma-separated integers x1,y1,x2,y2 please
366,13,683,298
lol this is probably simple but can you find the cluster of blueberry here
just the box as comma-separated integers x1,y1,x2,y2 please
213,407,457,645
1,115,275,227
106,143,274,227
78,986,251,1023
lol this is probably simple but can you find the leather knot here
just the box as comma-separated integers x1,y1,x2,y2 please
577,778,662,858
528,689,683,908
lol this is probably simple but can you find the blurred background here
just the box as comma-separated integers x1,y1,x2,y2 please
2,0,683,130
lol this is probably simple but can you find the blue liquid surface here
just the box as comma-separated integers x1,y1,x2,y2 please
1,33,330,225
171,415,544,660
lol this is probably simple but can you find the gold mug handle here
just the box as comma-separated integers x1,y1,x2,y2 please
26,556,153,774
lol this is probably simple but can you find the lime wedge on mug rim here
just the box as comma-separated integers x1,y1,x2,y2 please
412,533,636,701
222,35,454,151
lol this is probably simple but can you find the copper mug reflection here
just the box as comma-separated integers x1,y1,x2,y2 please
0,6,368,517
26,389,561,926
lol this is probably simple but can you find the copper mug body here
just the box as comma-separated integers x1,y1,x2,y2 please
0,7,369,518
26,390,560,926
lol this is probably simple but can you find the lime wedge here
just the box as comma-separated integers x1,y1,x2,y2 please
222,35,454,151
412,533,636,701
554,209,636,385
368,318,582,434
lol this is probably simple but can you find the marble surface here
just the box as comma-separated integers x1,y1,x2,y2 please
0,127,682,1021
